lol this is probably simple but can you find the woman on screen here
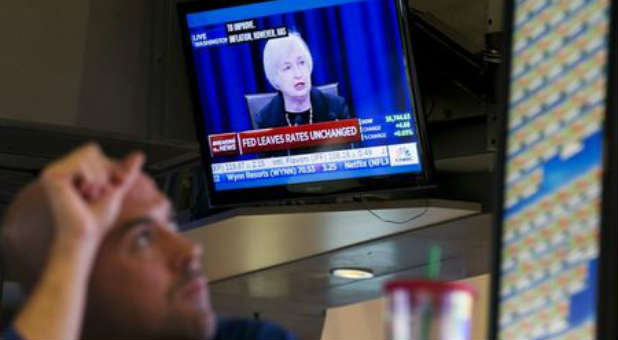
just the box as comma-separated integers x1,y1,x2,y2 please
255,32,351,128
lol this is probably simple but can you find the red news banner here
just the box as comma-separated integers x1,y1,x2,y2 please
208,119,361,157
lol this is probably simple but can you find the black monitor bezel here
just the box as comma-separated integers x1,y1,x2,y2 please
596,0,617,337
489,0,618,339
177,0,434,207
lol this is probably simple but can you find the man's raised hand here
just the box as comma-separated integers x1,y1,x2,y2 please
40,143,144,244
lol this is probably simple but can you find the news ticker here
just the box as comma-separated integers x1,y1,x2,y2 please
208,119,361,157
211,142,420,189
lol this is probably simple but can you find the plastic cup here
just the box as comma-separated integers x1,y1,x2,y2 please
384,279,475,340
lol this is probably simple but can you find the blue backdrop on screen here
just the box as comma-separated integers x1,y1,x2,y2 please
188,0,416,160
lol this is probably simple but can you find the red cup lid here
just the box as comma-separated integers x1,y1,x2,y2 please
384,279,476,296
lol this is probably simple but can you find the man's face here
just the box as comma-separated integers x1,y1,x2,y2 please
84,174,215,339
277,46,312,99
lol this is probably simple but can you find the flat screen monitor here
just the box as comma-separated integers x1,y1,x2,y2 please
491,0,615,339
178,0,432,207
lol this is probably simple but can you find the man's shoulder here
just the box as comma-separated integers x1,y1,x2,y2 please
215,317,295,340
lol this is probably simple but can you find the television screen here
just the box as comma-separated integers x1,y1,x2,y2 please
178,0,432,206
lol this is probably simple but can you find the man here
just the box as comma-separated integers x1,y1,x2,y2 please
1,144,292,339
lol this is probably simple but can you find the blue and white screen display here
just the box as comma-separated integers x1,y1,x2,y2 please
184,0,425,191
498,0,612,339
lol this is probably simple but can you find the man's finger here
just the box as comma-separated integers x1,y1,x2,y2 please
104,151,145,199
115,152,145,192
76,160,110,202
84,146,113,190
92,152,145,229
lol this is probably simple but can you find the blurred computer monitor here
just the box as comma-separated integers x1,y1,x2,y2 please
491,0,616,339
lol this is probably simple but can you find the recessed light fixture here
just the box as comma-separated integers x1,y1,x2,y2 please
331,268,375,280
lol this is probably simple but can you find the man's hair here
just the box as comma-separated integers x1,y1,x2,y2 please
263,32,314,90
0,182,54,294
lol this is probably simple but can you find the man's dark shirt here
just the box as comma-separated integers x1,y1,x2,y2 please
3,317,295,340
215,317,294,339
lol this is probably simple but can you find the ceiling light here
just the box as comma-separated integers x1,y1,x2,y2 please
331,268,374,280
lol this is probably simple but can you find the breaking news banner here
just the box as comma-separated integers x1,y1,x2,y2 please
208,133,239,157
208,119,361,157
226,19,288,44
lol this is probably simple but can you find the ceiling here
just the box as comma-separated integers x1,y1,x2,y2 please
206,213,492,339
185,199,481,280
